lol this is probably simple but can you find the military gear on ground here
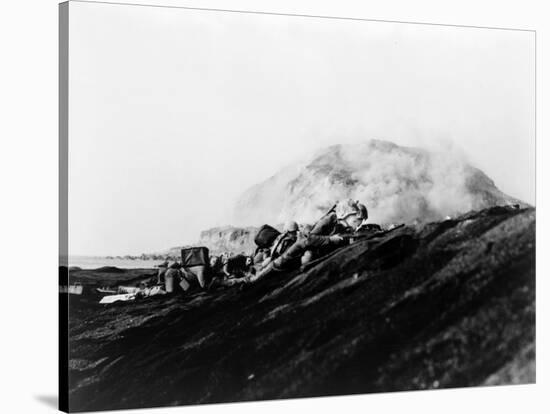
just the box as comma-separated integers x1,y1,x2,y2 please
181,247,210,289
181,247,209,267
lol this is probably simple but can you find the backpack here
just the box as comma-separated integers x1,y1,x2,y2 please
254,224,281,249
181,247,210,267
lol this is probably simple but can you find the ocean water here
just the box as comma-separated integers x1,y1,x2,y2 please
68,256,163,270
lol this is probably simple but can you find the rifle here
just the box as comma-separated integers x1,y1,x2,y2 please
339,224,405,244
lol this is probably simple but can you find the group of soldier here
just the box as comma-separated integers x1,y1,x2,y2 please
156,199,373,292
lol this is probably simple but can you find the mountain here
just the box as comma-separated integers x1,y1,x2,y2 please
233,140,520,227
66,205,535,411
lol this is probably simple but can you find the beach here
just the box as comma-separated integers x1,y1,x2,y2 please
63,205,535,412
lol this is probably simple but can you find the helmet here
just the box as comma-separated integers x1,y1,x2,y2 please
283,220,299,232
335,199,361,220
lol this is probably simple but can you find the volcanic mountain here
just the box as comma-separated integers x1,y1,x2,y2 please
233,140,520,227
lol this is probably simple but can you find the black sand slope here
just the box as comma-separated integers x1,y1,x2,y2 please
67,205,535,412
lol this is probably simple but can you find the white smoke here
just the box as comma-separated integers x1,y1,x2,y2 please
344,142,478,224
233,140,512,227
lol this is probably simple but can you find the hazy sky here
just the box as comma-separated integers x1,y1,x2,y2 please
68,2,535,256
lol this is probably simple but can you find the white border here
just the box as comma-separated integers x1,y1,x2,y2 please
0,0,547,413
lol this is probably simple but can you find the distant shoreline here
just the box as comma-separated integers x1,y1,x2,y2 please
67,256,165,270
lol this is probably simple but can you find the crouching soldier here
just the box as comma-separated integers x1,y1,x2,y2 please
271,221,300,259
250,199,369,281
250,227,343,281
221,221,300,286
247,220,300,275
313,199,369,237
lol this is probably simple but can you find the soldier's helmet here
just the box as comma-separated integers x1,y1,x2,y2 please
283,220,299,233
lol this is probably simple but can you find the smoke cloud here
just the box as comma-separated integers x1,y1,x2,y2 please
233,140,515,227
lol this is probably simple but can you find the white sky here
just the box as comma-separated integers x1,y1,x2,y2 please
68,2,535,256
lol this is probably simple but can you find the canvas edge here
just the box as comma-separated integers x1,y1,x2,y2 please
59,1,70,412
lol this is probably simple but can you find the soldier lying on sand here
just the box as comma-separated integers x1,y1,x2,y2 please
231,199,371,284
